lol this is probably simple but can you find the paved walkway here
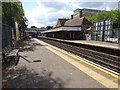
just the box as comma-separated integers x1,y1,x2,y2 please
2,38,118,88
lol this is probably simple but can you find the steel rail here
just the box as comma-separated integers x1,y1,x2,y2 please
39,38,120,75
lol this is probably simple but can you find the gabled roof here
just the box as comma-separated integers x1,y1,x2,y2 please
55,19,69,27
82,17,93,26
64,16,93,27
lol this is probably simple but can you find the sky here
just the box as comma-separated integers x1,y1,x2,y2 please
21,0,119,28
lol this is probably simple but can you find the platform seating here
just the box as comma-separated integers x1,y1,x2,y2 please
2,45,20,65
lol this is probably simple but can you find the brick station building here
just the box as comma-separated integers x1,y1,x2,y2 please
41,10,93,40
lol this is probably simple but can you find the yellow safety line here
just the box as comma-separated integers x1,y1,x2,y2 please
35,38,119,79
50,44,119,79
35,38,119,88
46,44,118,88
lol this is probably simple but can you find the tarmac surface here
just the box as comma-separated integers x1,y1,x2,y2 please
2,38,118,88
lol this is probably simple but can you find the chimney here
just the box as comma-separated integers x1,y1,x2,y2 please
71,15,73,19
80,10,82,17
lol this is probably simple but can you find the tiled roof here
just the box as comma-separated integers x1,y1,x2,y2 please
55,14,93,28
64,16,93,27
55,19,69,27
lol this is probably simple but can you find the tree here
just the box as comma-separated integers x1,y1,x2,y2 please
86,9,120,28
2,2,27,28
31,26,37,28
41,27,45,29
2,1,28,42
2,2,12,25
111,10,120,28
46,26,53,30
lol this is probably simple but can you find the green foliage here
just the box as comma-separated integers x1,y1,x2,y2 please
2,2,11,25
111,10,120,28
31,26,37,28
86,10,120,28
46,26,53,30
2,2,27,28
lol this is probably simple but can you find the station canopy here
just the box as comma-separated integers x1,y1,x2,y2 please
41,26,82,33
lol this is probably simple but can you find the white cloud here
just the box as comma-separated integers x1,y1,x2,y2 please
23,1,73,28
22,1,118,28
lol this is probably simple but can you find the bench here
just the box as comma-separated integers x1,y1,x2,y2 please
2,45,20,65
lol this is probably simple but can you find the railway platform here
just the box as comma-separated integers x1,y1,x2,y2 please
39,36,120,57
39,36,120,50
66,40,120,50
2,38,119,88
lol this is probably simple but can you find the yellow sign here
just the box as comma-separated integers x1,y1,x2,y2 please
98,34,102,37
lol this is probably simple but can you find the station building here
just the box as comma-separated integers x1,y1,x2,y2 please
118,1,120,10
41,13,93,40
25,27,47,38
73,8,104,17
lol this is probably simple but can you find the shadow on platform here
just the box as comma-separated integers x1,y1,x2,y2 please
2,65,65,88
19,38,48,52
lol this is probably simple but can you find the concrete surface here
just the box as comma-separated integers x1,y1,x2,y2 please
2,38,117,89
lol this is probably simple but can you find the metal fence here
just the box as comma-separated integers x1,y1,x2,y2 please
91,19,120,44
2,23,12,49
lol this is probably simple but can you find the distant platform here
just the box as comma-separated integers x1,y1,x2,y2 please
65,40,120,50
39,36,120,50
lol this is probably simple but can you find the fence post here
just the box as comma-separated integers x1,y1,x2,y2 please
102,20,105,41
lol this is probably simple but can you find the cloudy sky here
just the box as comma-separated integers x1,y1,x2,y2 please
21,0,119,28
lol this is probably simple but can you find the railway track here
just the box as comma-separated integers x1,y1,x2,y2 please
39,38,120,75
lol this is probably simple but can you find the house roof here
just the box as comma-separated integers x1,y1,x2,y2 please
55,19,69,27
55,15,93,28
64,16,93,27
